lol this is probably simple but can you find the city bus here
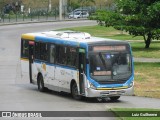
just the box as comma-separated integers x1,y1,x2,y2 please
20,31,134,101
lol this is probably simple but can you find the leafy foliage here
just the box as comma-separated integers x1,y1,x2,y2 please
91,0,160,48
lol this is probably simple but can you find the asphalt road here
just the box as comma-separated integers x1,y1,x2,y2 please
0,20,160,120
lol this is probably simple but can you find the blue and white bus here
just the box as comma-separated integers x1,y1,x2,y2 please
20,31,134,101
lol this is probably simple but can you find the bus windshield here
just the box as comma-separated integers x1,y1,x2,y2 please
89,45,132,84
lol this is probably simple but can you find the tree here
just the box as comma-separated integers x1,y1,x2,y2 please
91,0,160,48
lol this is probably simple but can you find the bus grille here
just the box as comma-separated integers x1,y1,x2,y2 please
98,80,127,84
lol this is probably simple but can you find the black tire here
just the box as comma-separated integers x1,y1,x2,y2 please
110,96,120,101
37,75,46,92
96,98,103,102
96,97,109,102
71,82,82,100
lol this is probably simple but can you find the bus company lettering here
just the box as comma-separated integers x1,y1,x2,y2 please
12,112,42,118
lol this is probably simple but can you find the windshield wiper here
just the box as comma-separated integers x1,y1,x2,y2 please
98,52,114,79
99,52,107,70
99,52,114,79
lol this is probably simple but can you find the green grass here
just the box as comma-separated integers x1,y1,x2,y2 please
110,108,160,120
59,25,160,58
107,34,143,40
134,62,160,98
59,25,143,40
131,41,160,58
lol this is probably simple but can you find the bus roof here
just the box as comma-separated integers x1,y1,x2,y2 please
21,31,129,47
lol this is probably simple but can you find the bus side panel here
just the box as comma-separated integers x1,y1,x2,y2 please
21,59,29,82
32,62,60,91
55,66,78,93
62,69,78,93
45,64,59,91
31,62,39,84
32,62,48,84
55,66,69,92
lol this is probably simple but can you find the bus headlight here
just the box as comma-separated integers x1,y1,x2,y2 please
129,81,134,88
89,82,96,89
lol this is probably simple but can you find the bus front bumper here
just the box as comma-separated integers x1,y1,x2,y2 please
85,86,134,98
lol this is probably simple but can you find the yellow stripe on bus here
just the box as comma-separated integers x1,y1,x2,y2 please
96,86,128,90
21,58,29,61
21,34,35,40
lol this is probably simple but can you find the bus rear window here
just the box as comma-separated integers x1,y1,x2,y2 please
21,40,29,58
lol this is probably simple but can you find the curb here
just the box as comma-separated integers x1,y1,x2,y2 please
0,18,89,26
134,58,160,63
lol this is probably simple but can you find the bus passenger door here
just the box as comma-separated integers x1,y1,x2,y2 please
79,49,86,94
29,41,34,83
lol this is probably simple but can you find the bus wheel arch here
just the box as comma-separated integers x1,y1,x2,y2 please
70,80,82,100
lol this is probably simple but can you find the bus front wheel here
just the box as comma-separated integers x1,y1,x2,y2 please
109,96,120,101
71,82,82,100
37,75,46,92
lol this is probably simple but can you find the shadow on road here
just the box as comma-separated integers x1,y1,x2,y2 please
16,83,123,104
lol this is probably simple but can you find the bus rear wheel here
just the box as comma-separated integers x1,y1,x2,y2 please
71,82,82,100
109,96,120,101
37,75,46,92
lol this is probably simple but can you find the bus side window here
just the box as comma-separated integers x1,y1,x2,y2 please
66,47,71,65
67,47,77,67
21,40,29,58
35,42,49,62
40,43,49,61
50,44,55,63
56,46,77,67
56,46,62,64
56,46,67,65
35,42,40,59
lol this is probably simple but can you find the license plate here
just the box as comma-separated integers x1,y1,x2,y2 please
109,91,117,95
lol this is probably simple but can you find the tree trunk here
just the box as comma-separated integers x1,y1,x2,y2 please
145,33,152,49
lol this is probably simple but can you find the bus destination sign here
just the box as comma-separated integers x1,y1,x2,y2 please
93,45,126,51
